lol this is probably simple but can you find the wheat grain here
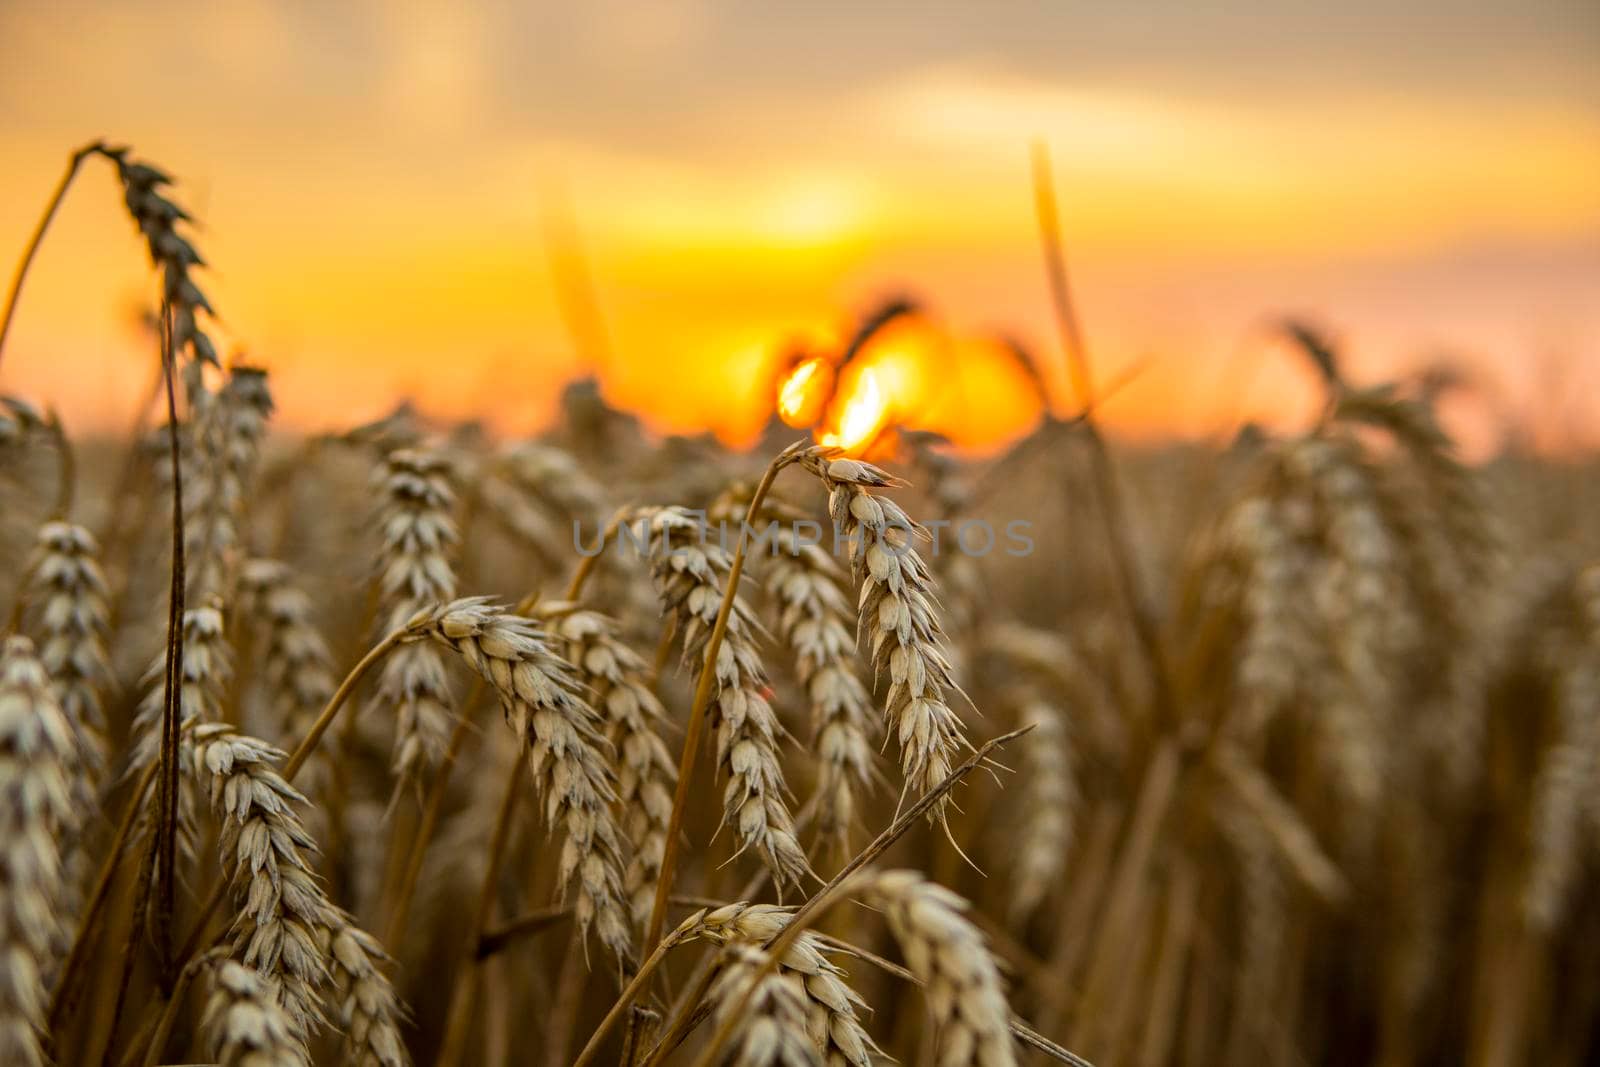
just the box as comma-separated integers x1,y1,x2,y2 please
796,453,971,821
536,603,677,929
201,960,310,1067
0,637,75,1067
402,598,632,963
707,942,824,1067
641,506,812,893
1008,699,1076,924
846,869,1016,1067
765,525,876,858
368,448,459,794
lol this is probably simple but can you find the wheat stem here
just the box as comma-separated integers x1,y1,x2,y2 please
382,681,480,945
0,141,106,370
45,762,158,1033
435,761,527,1067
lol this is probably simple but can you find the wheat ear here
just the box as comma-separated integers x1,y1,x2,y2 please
24,521,111,778
707,942,824,1067
0,637,76,1067
537,603,677,929
847,869,1016,1067
238,560,338,787
23,520,112,924
1215,483,1310,737
642,506,812,893
190,721,410,1061
766,525,876,859
325,916,409,1067
128,605,229,874
403,598,632,963
1522,564,1600,929
189,722,334,1036
186,365,274,604
500,440,609,528
201,960,310,1067
683,902,878,1066
106,147,219,365
1009,699,1076,923
368,448,459,794
796,453,971,820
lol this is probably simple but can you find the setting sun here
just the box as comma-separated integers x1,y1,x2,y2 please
776,356,829,426
819,367,891,453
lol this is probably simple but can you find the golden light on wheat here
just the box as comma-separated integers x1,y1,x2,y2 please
0,139,1593,1067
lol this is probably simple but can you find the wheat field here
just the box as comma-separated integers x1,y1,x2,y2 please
0,144,1596,1067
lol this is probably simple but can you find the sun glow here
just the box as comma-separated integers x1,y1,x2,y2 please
819,368,891,454
777,357,829,426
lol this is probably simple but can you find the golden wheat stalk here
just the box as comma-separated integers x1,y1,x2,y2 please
765,525,876,859
641,505,813,893
796,452,971,822
403,598,633,962
201,960,310,1067
536,603,677,929
681,902,877,1065
368,449,459,794
847,869,1016,1067
0,637,76,1067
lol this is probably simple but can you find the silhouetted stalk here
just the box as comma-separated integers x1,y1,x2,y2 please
153,300,185,989
0,140,107,369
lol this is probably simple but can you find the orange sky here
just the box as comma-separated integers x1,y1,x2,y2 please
1,1,1597,454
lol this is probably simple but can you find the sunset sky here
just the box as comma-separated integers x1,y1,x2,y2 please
1,1,1596,453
